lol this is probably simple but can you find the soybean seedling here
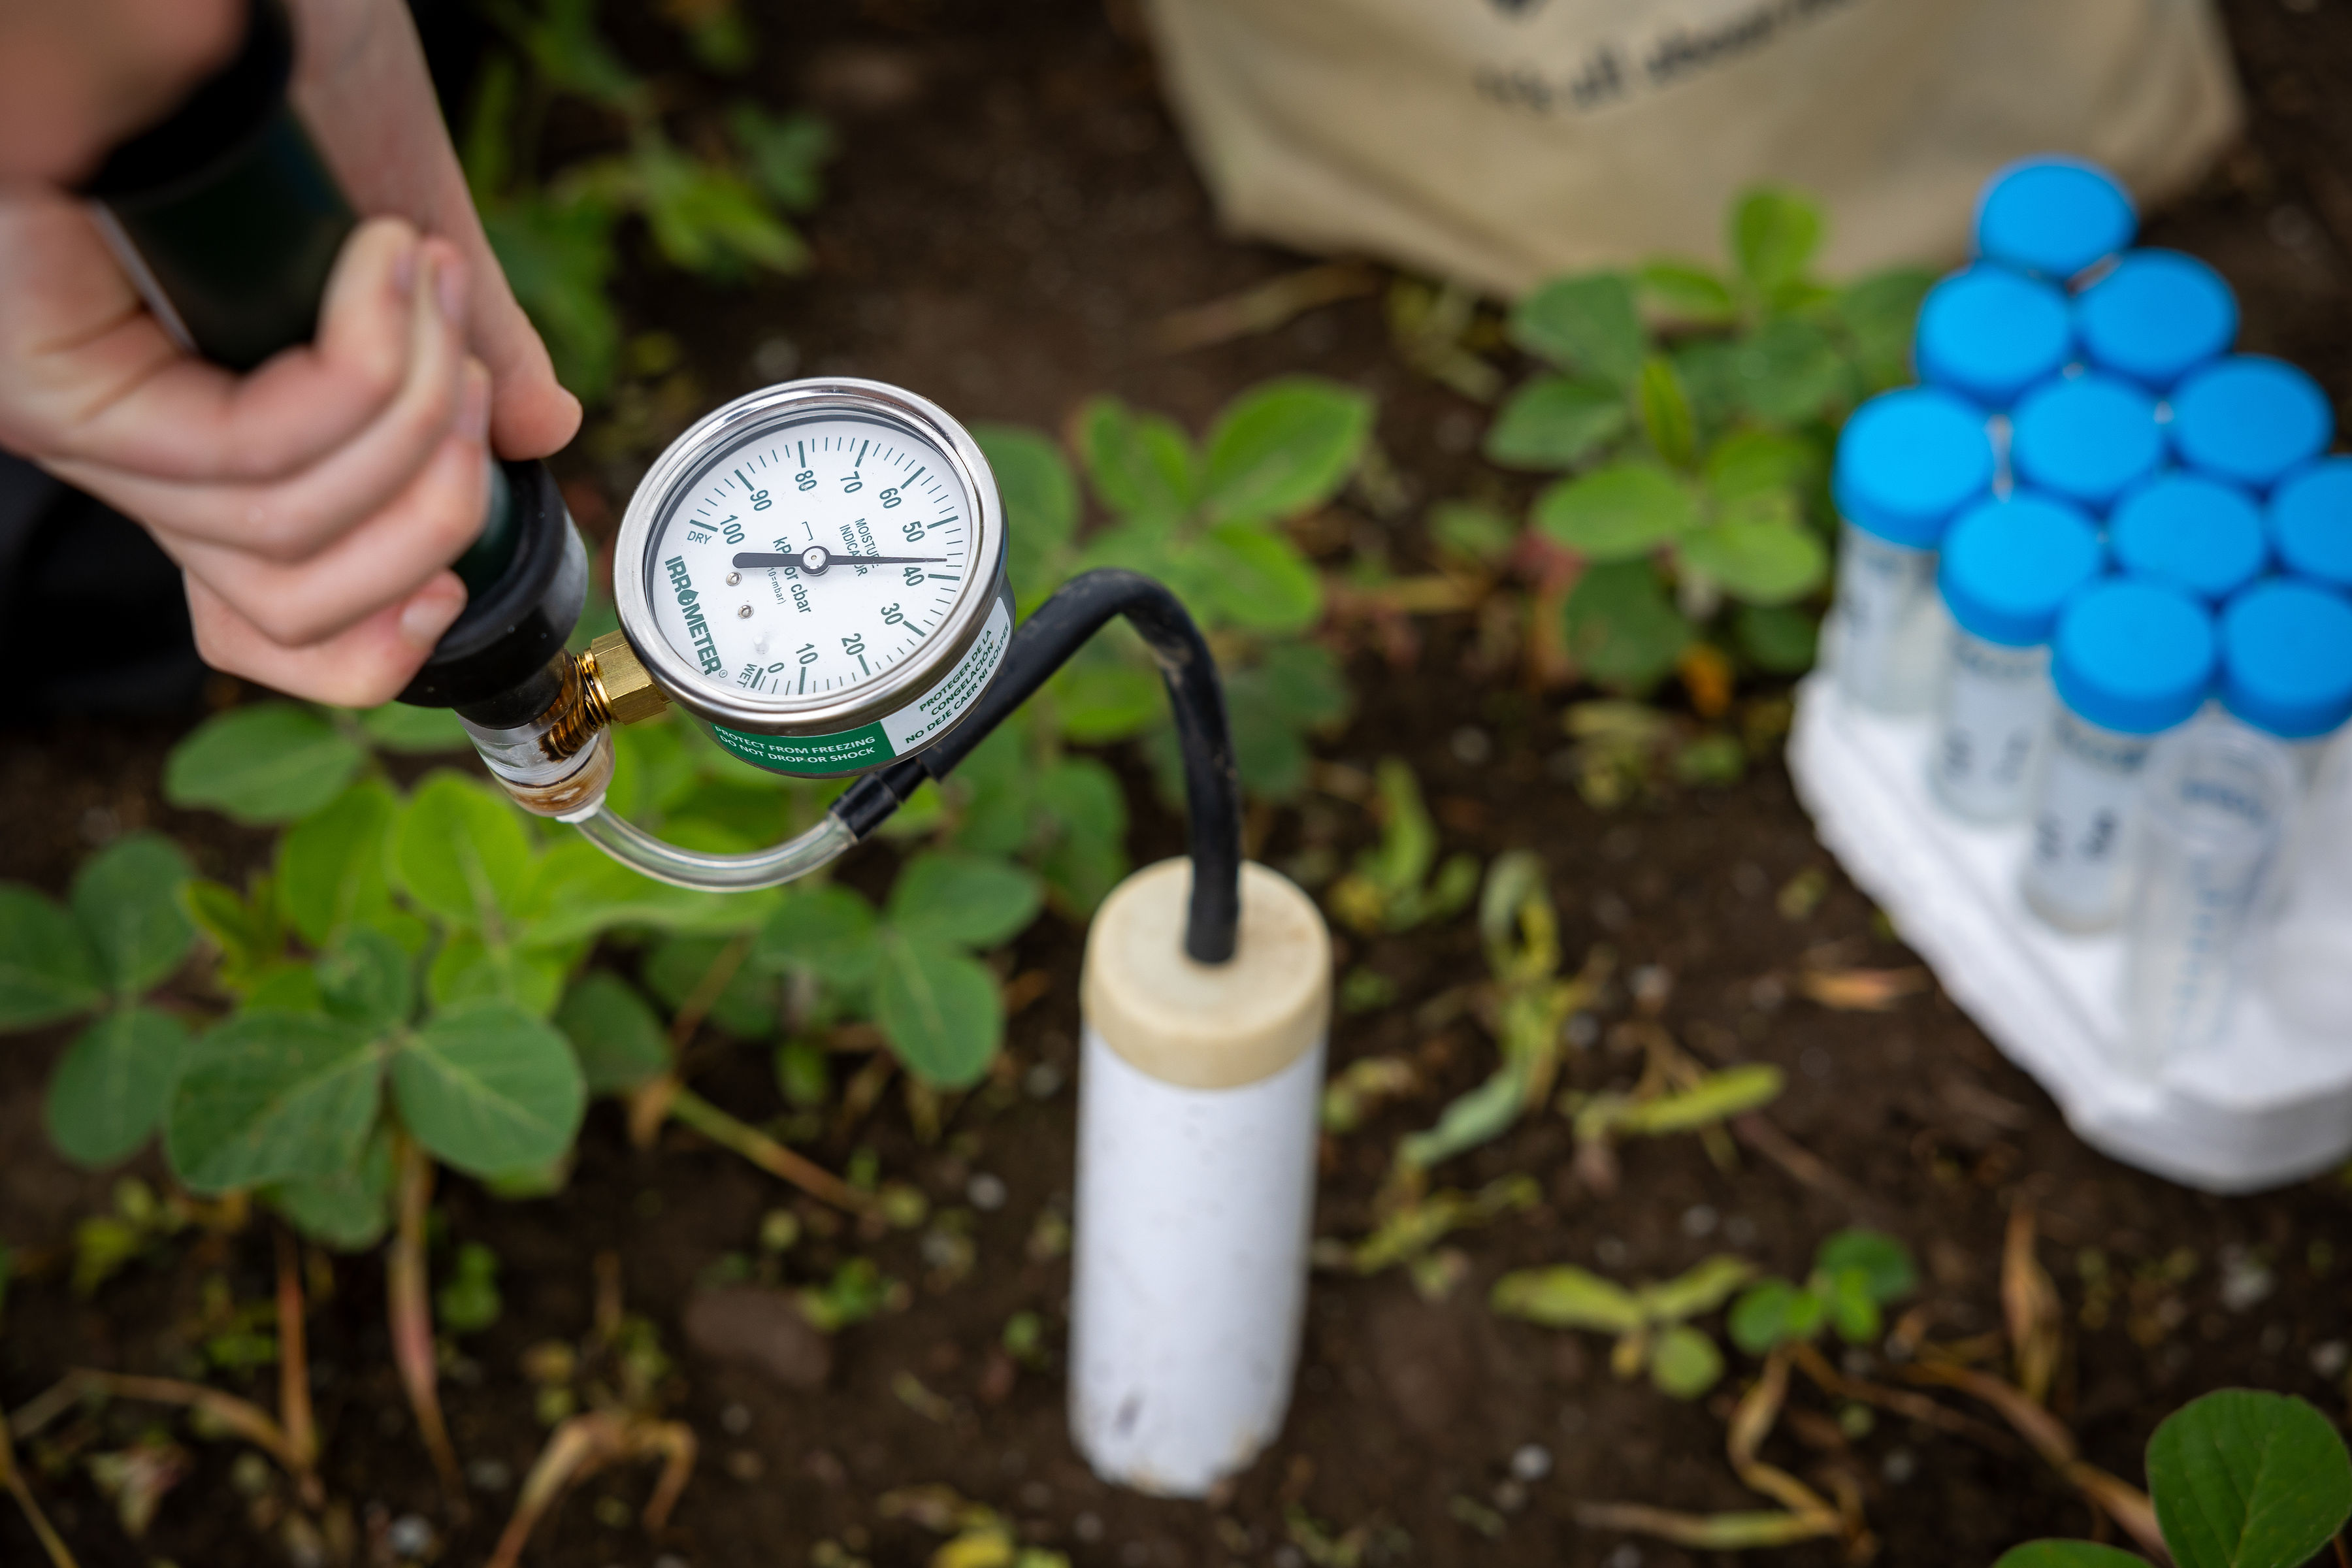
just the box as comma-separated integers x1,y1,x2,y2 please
1326,758,1480,936
1491,1255,1755,1398
1728,1228,1917,1354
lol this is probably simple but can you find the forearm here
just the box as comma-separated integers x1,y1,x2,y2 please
0,0,244,185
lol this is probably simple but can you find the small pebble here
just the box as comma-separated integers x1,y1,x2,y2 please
2220,1249,2275,1313
386,1514,434,1558
1605,1544,1644,1568
1594,1236,1629,1267
1629,965,1673,1010
1510,1442,1552,1482
1565,1013,1600,1049
1024,1062,1065,1099
2313,1341,2348,1377
1680,1205,1719,1239
1450,726,1493,765
967,1173,1009,1212
721,1402,754,1435
1883,1447,1918,1485
1492,1478,1528,1512
465,1457,514,1493
1273,1548,1305,1568
1075,1512,1105,1543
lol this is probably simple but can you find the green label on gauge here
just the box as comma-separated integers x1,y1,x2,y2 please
706,594,1013,778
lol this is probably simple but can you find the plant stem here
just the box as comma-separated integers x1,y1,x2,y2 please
388,1133,467,1518
0,1418,78,1568
666,1086,871,1214
669,934,753,1050
274,1228,322,1509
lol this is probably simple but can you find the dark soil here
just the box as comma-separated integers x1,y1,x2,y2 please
7,2,2352,1565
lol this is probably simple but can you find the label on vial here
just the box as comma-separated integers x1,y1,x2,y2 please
2023,711,2153,927
1933,633,2051,821
1831,527,1940,713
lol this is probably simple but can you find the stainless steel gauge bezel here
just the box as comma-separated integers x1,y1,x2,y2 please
613,377,1006,736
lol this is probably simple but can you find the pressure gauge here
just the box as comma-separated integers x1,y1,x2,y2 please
613,378,1013,777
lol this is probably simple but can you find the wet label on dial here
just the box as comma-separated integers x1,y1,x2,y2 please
708,593,1013,776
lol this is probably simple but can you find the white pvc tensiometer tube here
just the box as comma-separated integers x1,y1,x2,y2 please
1070,858,1331,1496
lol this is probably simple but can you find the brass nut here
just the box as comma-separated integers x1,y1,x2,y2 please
586,631,671,725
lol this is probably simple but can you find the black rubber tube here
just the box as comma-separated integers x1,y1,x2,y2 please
830,570,1244,965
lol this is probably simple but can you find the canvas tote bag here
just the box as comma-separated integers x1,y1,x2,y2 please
1141,0,2242,294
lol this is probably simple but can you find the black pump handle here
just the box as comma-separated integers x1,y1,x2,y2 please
79,0,582,710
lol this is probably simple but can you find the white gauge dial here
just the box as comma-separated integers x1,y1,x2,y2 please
647,414,977,701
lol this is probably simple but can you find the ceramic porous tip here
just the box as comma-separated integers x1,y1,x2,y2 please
1068,858,1331,1497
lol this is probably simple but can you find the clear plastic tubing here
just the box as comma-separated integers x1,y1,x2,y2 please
2023,581,2215,931
2216,578,2352,783
2169,354,2335,495
1974,156,2137,284
2268,457,2352,597
1827,387,1996,715
2010,372,2163,516
2108,473,2268,605
561,797,856,891
2071,248,2237,391
1912,265,2073,410
2262,740,2352,1036
2121,721,2295,1070
1931,492,2104,822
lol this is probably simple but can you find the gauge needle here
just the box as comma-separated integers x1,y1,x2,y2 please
734,547,945,576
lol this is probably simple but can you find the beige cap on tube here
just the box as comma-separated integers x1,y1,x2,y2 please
1080,858,1331,1090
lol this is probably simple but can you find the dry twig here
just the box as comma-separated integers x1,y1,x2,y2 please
1152,262,1379,353
2003,1205,2065,1405
485,1412,696,1568
275,1228,323,1508
389,1134,467,1516
0,1414,78,1568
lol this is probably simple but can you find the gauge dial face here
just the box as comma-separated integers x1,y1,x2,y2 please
646,412,978,704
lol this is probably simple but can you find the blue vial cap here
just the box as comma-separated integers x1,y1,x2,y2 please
2074,250,2237,390
2010,373,2164,512
2170,355,2334,491
1914,266,2074,409
1974,157,2136,281
2268,459,2352,593
1938,491,2105,647
2052,580,2216,735
2109,474,2268,603
2219,579,2352,740
1831,387,1995,549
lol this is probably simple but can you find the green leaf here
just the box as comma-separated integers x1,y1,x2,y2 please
265,1128,394,1252
0,885,106,1028
1730,186,1825,293
643,934,774,1037
44,1007,189,1167
1196,525,1324,633
393,773,534,928
317,928,414,1034
1835,267,1936,393
515,840,766,949
1679,516,1828,606
391,1003,585,1178
2148,1390,2352,1568
1637,260,1739,325
874,934,1000,1088
1649,1324,1725,1399
1814,1229,1916,1303
1826,1268,1884,1344
1637,1255,1759,1322
1992,1544,2151,1568
1636,357,1697,470
1509,274,1646,389
1534,463,1698,561
1213,641,1353,803
500,0,642,106
1562,561,1693,694
1199,376,1375,526
1077,397,1197,522
1483,378,1629,471
70,834,195,996
976,423,1079,606
633,131,809,276
1031,758,1129,915
1727,317,1848,426
887,852,1043,952
163,704,367,826
166,1012,382,1194
484,190,621,401
353,703,468,753
1728,1279,1827,1354
753,885,881,988
1736,603,1820,674
555,972,670,1095
1705,429,1821,504
1049,655,1163,745
1428,499,1519,567
1490,1266,1645,1333
726,103,834,210
280,780,399,947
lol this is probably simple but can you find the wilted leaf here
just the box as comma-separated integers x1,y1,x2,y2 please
1490,1265,1645,1333
163,704,365,826
1638,1255,1759,1322
1796,965,1928,1011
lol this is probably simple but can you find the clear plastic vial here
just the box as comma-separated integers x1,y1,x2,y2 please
1931,493,2103,822
2262,738,2352,1036
1913,265,2073,410
2121,721,2296,1070
2170,355,2334,495
2108,473,2267,605
2217,579,2352,784
1828,387,1996,715
2023,581,2216,930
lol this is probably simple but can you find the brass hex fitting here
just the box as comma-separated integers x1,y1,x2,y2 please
583,631,672,727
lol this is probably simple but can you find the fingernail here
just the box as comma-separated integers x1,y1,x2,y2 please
455,363,491,444
435,253,468,324
399,577,466,648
